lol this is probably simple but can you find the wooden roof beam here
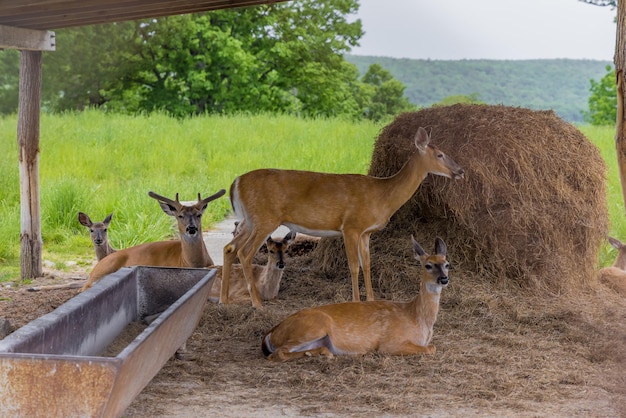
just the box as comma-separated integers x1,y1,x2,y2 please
0,24,55,51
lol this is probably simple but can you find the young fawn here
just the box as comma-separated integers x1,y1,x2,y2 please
78,212,117,261
80,190,225,291
209,231,296,303
262,236,451,362
222,127,464,309
597,236,626,295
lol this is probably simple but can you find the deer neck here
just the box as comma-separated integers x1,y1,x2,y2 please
410,279,442,334
257,261,283,300
380,150,429,214
94,243,115,261
613,251,626,270
180,234,211,267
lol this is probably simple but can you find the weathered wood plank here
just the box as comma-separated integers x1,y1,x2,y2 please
0,24,55,51
0,0,287,30
18,50,43,279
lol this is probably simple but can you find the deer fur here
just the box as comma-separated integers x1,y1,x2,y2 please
209,231,296,303
221,127,464,309
262,236,451,362
80,189,225,291
597,236,626,295
78,212,117,260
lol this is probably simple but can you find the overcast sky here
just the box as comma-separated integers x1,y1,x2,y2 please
349,0,616,61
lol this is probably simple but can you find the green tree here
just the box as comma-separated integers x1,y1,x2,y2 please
359,64,415,121
584,65,617,125
43,23,138,111
0,0,417,120
109,0,364,118
0,50,19,114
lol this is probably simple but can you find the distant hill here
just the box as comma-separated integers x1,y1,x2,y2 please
345,55,612,123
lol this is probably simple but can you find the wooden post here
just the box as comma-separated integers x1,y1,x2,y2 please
616,1,626,212
17,50,43,279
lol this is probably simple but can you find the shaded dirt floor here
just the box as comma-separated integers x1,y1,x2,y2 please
1,245,626,417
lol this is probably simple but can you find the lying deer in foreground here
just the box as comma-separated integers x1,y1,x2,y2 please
597,236,626,295
208,231,296,303
222,127,464,309
262,236,451,362
78,212,117,261
80,189,225,291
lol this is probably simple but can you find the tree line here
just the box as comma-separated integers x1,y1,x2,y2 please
346,55,612,123
0,0,413,122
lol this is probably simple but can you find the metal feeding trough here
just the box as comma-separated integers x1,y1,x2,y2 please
0,266,215,418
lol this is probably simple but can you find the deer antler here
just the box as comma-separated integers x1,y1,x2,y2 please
200,189,226,204
148,191,179,205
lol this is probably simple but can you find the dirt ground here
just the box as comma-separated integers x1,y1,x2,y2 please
1,244,626,418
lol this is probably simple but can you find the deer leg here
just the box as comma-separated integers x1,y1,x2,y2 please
238,227,275,309
359,233,374,301
268,346,334,362
221,230,250,304
388,342,436,355
342,230,362,301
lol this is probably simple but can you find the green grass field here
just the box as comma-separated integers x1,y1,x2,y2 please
0,113,621,282
0,111,381,281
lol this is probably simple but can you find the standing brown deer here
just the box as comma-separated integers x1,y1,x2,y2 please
261,236,451,361
78,212,117,261
80,189,225,291
597,236,626,295
221,127,464,309
209,231,296,303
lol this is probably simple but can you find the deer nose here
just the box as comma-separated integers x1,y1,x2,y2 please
94,239,103,245
438,276,449,285
187,226,198,235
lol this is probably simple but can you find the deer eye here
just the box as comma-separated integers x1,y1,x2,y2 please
104,228,108,232
444,262,450,269
437,153,444,159
425,263,433,270
90,229,94,233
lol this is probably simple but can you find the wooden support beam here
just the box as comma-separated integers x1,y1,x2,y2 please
0,24,55,51
18,50,43,279
616,2,626,214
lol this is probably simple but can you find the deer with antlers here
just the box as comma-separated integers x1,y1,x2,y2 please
262,236,451,361
78,212,117,261
209,231,296,303
79,189,225,291
597,236,626,295
221,127,464,309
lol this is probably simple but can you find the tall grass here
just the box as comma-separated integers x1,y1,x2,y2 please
579,125,626,267
0,111,382,280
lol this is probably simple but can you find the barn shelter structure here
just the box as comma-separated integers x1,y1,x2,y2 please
1,2,626,280
0,0,289,279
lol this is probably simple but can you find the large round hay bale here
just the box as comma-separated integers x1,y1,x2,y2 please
312,104,608,296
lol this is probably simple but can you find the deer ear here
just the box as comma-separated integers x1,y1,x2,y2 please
157,201,177,217
608,236,624,250
104,213,113,225
78,212,92,227
413,127,430,153
411,235,426,259
435,237,447,256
